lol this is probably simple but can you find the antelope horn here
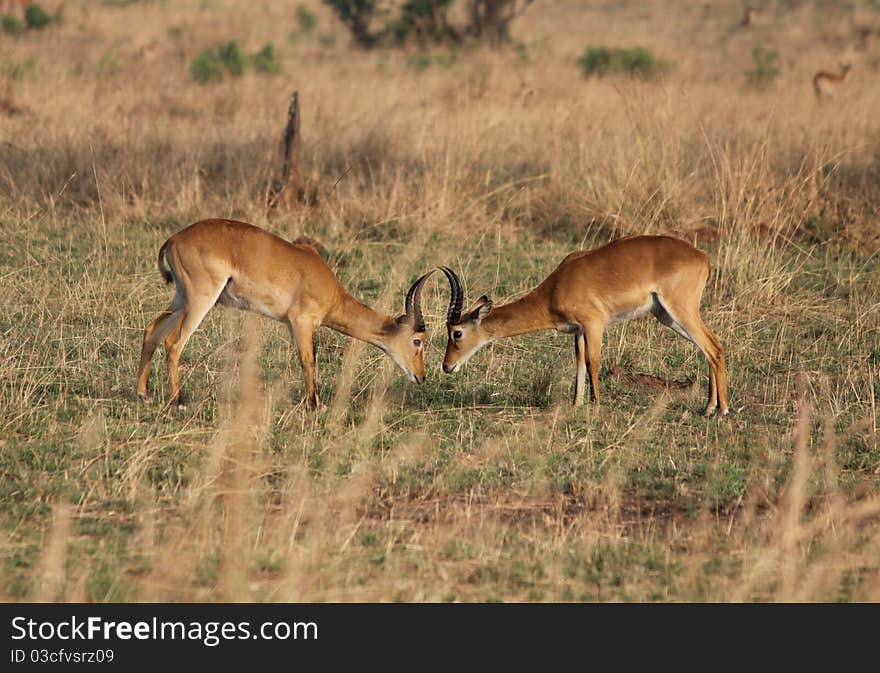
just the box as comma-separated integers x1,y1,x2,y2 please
404,269,435,331
440,266,464,325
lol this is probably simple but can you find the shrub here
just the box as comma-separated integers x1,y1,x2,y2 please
578,47,612,76
617,47,658,74
323,0,530,48
217,40,246,76
323,0,379,48
24,4,52,29
296,4,318,34
578,46,666,78
396,0,455,46
252,44,280,74
190,50,223,84
745,45,780,86
191,41,282,82
470,0,520,44
2,14,25,34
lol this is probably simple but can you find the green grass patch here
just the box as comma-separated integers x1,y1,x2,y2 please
252,44,280,74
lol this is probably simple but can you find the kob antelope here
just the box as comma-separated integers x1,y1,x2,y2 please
813,63,852,98
441,236,729,415
137,219,434,410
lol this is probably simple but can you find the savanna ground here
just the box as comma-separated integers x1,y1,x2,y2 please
1,0,879,602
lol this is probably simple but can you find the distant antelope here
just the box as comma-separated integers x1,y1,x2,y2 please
813,63,852,98
137,219,434,410
441,236,729,416
741,6,757,27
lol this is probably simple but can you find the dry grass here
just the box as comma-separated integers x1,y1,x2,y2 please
0,0,878,602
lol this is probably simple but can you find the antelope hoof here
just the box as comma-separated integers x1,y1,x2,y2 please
705,406,732,418
137,392,151,404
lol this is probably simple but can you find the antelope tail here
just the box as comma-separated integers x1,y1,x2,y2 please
157,239,174,285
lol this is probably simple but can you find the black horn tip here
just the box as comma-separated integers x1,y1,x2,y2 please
441,266,464,325
405,269,436,329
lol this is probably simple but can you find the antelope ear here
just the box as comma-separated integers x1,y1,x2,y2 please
467,295,493,324
394,313,425,332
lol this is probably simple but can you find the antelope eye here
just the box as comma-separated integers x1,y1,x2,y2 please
412,338,421,347
452,330,463,340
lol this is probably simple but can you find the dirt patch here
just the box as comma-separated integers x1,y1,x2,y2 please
609,366,692,392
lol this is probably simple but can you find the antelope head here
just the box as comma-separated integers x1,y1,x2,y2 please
380,270,436,383
440,267,494,374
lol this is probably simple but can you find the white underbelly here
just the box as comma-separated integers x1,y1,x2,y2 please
607,299,654,325
217,283,282,320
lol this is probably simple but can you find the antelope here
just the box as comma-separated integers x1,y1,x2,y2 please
440,236,729,416
813,63,852,98
740,6,757,27
136,219,434,410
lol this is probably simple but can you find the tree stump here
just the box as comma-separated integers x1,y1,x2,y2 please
268,90,305,215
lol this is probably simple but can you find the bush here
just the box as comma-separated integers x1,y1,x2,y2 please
578,47,612,75
396,0,456,46
617,47,658,74
190,50,223,84
24,4,52,29
578,46,665,78
217,40,246,77
1,14,26,35
323,0,379,48
296,4,318,34
745,45,780,86
190,41,282,83
324,0,530,48
252,44,280,74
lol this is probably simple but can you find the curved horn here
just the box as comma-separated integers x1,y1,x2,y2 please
441,266,464,325
404,269,435,330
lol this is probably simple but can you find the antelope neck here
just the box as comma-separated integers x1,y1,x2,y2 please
325,291,398,346
482,290,555,339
